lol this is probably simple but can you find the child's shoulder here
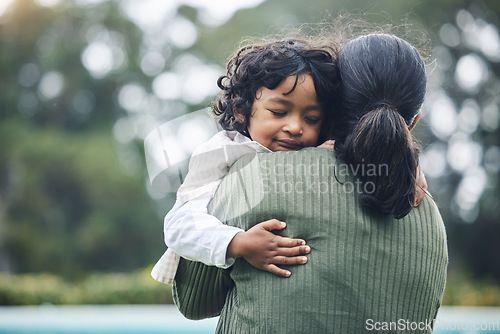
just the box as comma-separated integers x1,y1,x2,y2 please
192,130,254,155
193,131,242,153
211,130,241,143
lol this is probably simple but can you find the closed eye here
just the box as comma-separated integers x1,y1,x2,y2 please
305,117,321,124
268,110,287,117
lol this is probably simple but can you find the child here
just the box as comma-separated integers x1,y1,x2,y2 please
151,38,339,284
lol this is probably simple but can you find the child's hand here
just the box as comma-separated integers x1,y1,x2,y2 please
226,219,310,278
318,140,335,149
414,164,428,207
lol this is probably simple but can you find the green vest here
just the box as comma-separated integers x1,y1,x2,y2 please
207,148,448,334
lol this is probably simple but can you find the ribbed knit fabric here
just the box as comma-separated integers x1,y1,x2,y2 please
208,148,448,334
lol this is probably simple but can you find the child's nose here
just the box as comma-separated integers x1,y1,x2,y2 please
283,118,303,136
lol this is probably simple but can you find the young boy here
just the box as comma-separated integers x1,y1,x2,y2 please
152,38,338,284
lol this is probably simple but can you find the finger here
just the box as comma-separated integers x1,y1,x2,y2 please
418,164,427,188
272,255,308,265
276,236,306,247
264,264,291,278
325,140,335,146
414,182,425,206
318,140,335,149
275,245,311,257
414,189,425,207
414,165,428,206
258,219,286,231
420,172,428,192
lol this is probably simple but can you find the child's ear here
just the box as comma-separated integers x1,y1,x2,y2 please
408,110,421,131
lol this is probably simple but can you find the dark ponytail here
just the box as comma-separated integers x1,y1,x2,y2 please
338,106,419,218
333,34,426,219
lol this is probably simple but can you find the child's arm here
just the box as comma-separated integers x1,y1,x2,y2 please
165,196,310,275
165,131,309,276
227,219,310,278
164,196,243,268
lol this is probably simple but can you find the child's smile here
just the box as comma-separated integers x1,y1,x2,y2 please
247,74,323,152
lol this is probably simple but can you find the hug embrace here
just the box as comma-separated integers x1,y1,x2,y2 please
151,27,448,334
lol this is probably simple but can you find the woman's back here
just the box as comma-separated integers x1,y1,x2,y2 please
209,148,447,334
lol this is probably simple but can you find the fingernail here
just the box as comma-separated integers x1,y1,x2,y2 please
286,271,291,277
305,246,310,253
280,221,286,227
301,257,308,263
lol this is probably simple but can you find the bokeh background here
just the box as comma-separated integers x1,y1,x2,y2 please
0,0,499,306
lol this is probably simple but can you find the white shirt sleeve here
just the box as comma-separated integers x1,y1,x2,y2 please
164,196,243,268
163,130,270,268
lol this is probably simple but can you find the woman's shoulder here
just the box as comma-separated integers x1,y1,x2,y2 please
229,146,337,167
409,193,448,249
259,147,338,164
227,147,339,181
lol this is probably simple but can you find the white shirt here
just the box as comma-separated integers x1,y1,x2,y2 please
151,130,270,284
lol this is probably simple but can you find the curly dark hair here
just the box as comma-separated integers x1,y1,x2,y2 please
212,38,338,144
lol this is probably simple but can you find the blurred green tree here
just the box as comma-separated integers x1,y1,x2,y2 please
0,0,163,278
418,4,500,279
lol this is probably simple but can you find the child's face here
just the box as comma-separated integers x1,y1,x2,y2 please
247,74,323,152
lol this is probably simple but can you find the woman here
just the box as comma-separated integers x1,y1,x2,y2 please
174,33,448,334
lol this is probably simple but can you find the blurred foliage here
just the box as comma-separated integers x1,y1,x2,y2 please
0,119,163,277
0,268,172,305
443,268,500,306
1,268,498,306
417,4,500,280
0,0,499,304
0,0,166,278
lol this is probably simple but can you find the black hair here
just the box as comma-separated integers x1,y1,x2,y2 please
212,38,338,144
332,33,426,219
